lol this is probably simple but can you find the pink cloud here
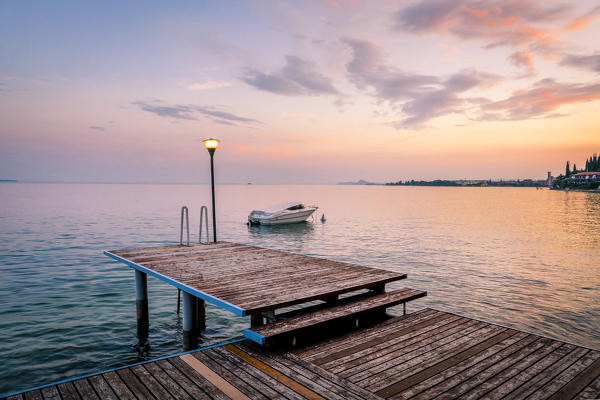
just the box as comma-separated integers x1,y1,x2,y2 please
394,0,600,58
508,50,536,71
480,78,600,120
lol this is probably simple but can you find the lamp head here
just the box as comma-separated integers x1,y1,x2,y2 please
203,138,219,155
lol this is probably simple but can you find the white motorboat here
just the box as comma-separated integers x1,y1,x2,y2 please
248,201,318,225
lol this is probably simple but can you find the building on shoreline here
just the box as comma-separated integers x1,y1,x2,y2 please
571,172,600,184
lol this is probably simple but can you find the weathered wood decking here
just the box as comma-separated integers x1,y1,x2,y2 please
105,242,407,316
293,308,600,399
5,309,599,399
2,339,380,400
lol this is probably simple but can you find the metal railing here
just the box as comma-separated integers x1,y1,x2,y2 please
180,206,190,246
199,206,209,244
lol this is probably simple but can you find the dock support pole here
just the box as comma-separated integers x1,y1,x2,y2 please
196,298,206,331
135,270,149,344
250,314,263,328
371,284,385,294
183,292,198,350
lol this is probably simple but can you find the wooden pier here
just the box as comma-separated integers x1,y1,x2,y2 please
3,242,598,399
4,310,599,399
104,242,417,348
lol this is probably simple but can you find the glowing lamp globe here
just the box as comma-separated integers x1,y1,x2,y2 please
203,139,219,154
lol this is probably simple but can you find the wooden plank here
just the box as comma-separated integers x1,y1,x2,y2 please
574,374,600,399
548,356,600,400
437,337,562,400
200,265,380,302
502,346,590,400
281,352,384,400
476,342,575,400
529,350,600,400
72,379,100,400
169,257,326,288
203,260,398,295
236,341,372,400
244,343,384,400
180,353,251,400
116,368,157,400
192,349,274,400
88,375,118,400
140,250,306,278
395,331,531,400
143,361,195,400
40,386,60,400
103,371,136,400
130,365,175,400
247,288,426,341
205,268,400,306
22,391,42,400
353,320,494,384
335,317,477,378
4,395,23,400
224,344,328,400
168,356,233,400
363,324,508,391
112,242,242,258
207,347,300,400
330,318,470,376
192,349,263,398
56,382,81,400
322,314,463,372
155,359,214,400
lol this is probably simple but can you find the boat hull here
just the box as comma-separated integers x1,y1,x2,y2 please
248,208,317,225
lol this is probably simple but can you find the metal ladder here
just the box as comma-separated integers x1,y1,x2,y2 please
177,205,210,313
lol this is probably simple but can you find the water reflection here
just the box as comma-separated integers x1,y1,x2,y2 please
247,221,316,236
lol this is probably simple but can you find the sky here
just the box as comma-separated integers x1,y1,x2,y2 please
1,0,599,184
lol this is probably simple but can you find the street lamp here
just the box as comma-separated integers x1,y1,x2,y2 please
203,138,219,243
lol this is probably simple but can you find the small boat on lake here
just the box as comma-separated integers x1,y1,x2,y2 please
248,201,318,225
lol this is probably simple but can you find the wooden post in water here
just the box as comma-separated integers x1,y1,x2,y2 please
135,270,149,344
182,292,198,350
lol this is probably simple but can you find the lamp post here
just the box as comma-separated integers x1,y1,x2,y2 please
203,138,219,243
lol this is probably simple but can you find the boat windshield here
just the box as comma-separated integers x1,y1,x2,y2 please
286,204,305,210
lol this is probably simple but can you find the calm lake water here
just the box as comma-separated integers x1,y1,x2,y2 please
0,183,599,395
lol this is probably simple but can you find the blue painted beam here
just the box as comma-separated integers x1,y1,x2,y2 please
243,328,266,345
104,250,246,317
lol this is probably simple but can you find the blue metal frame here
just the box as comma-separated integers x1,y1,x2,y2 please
1,338,246,398
104,250,246,316
243,328,266,345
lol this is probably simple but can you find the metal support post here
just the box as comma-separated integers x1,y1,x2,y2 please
196,298,206,331
135,270,149,344
182,292,198,350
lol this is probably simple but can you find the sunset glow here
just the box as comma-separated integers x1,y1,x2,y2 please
1,1,599,183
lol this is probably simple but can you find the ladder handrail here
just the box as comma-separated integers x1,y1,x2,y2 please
199,206,209,244
180,206,190,246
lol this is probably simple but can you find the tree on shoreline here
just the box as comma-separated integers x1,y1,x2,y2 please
566,160,570,177
586,153,599,171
